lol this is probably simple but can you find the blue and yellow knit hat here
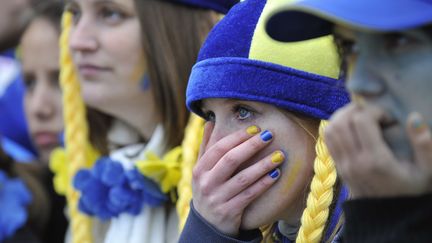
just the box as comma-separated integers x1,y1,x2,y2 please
186,0,349,120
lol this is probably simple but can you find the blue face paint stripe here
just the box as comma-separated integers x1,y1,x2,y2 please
140,74,151,91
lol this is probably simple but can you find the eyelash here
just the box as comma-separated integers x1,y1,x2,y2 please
232,104,254,121
203,104,256,123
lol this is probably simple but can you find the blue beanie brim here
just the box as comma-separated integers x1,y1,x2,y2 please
186,57,349,120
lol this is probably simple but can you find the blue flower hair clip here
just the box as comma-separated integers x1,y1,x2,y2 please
0,171,32,242
73,157,168,220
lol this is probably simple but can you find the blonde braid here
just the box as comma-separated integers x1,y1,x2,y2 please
296,121,337,243
176,114,204,231
60,12,93,243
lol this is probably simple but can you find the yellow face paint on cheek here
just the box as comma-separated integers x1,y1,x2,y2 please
129,51,147,85
280,158,305,194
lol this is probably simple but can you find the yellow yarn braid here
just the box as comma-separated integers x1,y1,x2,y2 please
60,12,93,243
176,114,205,231
296,121,337,243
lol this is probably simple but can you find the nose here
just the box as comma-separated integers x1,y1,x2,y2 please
69,15,98,52
346,49,385,99
30,81,56,121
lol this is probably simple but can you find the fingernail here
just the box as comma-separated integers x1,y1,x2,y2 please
246,125,260,135
411,112,427,132
271,151,285,164
269,169,279,179
260,130,273,142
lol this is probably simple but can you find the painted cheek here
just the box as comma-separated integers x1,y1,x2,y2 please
280,158,305,194
129,53,146,84
140,74,151,91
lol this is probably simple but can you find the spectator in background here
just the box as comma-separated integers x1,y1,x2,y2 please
20,1,64,165
1,2,69,243
0,0,46,160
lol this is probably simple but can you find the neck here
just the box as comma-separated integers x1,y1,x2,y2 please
108,119,150,149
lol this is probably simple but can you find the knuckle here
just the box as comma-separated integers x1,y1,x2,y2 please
212,143,228,157
241,188,255,202
262,160,274,172
249,138,263,150
222,154,240,169
223,153,237,165
235,173,250,188
199,178,213,196
207,194,218,208
192,167,203,181
258,178,272,189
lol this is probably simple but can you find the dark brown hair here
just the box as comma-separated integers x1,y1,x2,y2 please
134,0,219,150
33,1,64,32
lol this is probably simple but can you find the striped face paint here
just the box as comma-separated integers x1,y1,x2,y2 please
280,158,305,194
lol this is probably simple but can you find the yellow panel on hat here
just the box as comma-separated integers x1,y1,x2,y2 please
249,0,340,79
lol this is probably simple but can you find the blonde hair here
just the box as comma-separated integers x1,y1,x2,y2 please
59,12,93,243
176,114,205,230
296,120,338,243
260,120,338,243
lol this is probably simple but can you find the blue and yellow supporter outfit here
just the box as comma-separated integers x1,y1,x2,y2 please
179,0,350,242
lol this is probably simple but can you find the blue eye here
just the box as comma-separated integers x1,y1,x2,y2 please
235,106,253,120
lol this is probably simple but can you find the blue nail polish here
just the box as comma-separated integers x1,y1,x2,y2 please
269,169,279,179
260,130,273,142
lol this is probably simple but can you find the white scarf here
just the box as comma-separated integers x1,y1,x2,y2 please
93,124,179,243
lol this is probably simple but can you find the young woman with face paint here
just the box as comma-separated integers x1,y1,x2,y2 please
55,0,238,243
178,0,351,242
266,0,432,242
